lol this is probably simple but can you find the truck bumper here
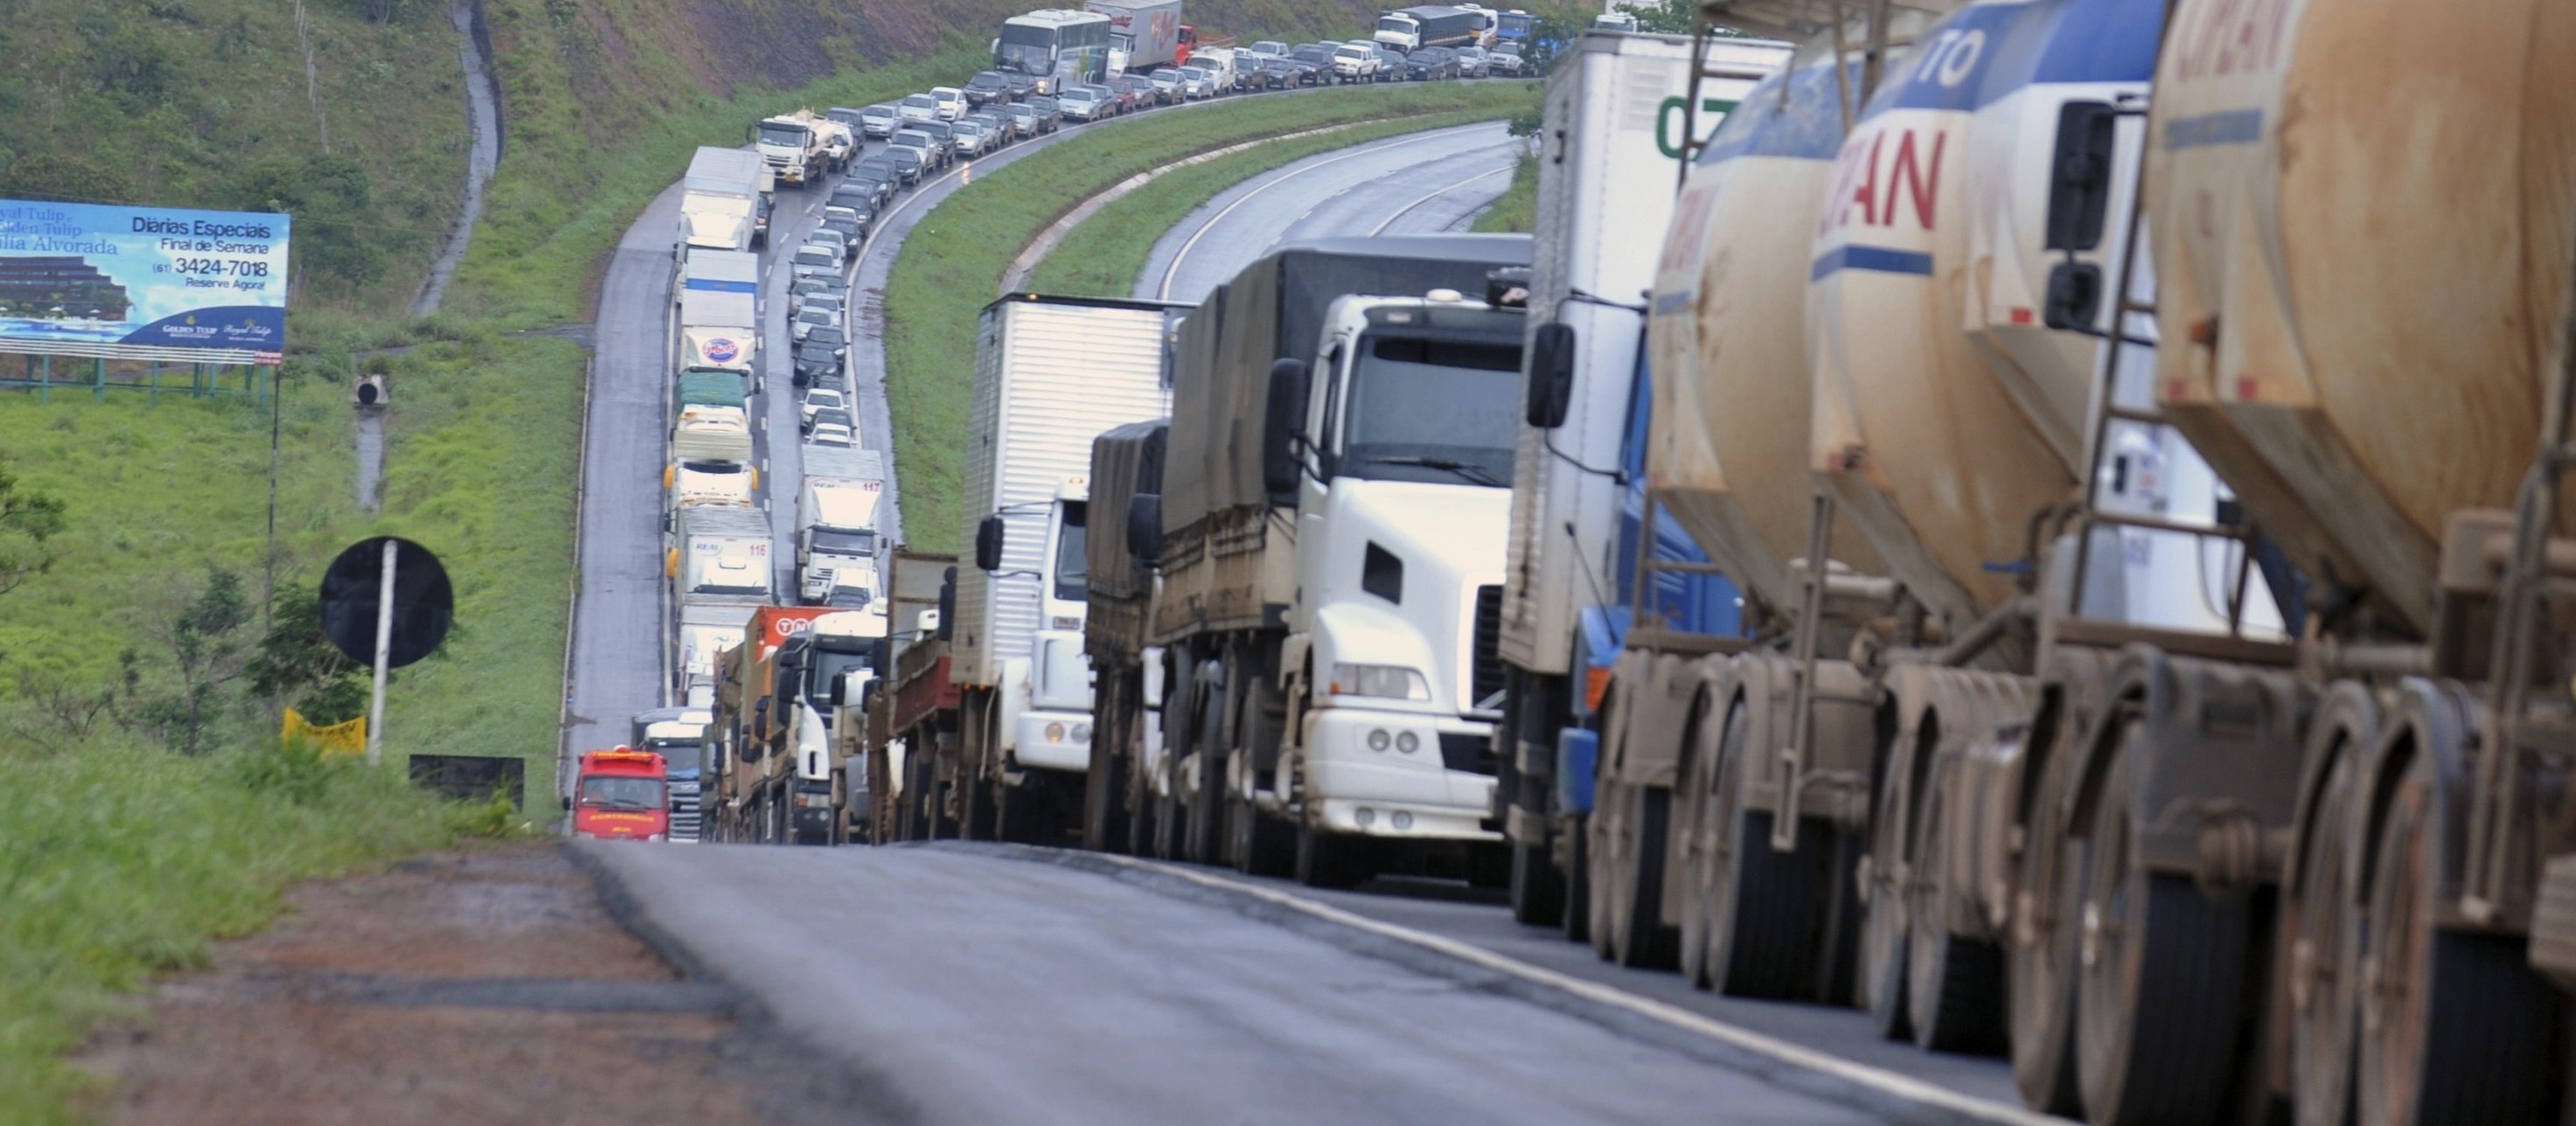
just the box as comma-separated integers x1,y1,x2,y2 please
1304,708,1498,841
1013,709,1092,773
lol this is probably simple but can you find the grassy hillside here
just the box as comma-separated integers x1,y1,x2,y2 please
0,0,472,316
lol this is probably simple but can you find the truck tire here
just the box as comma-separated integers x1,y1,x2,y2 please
2282,747,2357,1126
2354,749,2555,1126
1560,813,1591,943
1084,718,1130,853
1295,820,1368,889
1906,776,2006,1054
1508,838,1564,928
2077,727,2252,1125
1125,724,1159,858
2008,755,2087,1116
1690,699,1835,999
1228,785,1293,877
1596,779,1680,969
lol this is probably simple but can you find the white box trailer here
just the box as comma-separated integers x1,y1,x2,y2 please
677,248,760,374
798,475,888,603
1499,31,1786,677
679,147,772,254
950,294,1178,809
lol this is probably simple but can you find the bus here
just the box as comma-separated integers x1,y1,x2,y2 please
994,9,1114,94
1493,8,1535,43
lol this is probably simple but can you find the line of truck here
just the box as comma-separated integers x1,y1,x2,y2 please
828,5,2576,1122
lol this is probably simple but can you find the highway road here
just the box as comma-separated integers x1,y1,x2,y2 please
583,840,1972,1126
1138,120,1523,302
566,115,2042,1126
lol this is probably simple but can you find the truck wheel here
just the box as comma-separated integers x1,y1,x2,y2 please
1084,718,1130,853
1860,721,1914,1040
1906,774,2006,1054
2008,754,2087,1116
1599,779,1679,969
1125,725,1159,858
1560,813,1591,943
1185,687,1226,865
2354,750,2555,1126
2077,726,2252,1125
1228,784,1293,877
1508,837,1564,927
2283,748,2359,1126
1692,700,1833,998
1586,782,1621,959
1294,821,1367,889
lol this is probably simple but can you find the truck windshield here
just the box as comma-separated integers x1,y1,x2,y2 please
682,461,745,476
811,528,875,555
806,644,877,709
1378,17,1413,33
645,740,704,774
1053,500,1089,602
757,123,807,147
1340,334,1522,489
580,775,665,810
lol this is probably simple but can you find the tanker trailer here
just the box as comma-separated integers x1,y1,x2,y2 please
2132,0,2576,1123
1580,37,1902,985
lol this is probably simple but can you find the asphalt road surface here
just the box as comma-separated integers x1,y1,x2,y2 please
1139,120,1522,302
586,841,1909,1126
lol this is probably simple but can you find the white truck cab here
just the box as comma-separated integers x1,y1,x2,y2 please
1008,476,1097,772
1275,288,1524,845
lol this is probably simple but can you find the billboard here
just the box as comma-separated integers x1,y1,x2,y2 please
0,198,289,365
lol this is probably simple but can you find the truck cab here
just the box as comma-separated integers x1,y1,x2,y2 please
1009,478,1097,772
1271,288,1525,853
573,747,670,842
630,708,712,842
754,115,818,186
790,611,887,843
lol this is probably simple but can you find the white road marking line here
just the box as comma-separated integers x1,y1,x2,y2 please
1088,852,2062,1126
1368,161,1514,236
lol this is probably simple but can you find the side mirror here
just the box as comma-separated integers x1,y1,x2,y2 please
975,515,1006,572
936,566,957,640
1262,357,1312,499
1127,493,1164,565
2043,261,2103,331
2044,101,2117,252
1526,322,1576,428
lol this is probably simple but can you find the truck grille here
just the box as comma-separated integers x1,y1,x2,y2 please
1469,584,1505,712
667,780,704,843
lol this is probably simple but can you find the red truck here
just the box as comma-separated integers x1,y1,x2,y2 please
572,747,671,842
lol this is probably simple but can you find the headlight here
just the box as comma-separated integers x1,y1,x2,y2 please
1329,663,1431,701
1045,721,1067,743
645,833,667,842
1071,723,1093,743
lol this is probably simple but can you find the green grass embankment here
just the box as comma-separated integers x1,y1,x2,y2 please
0,743,480,1123
1472,149,1539,233
887,81,1540,553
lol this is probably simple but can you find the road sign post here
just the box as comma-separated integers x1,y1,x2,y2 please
366,538,398,765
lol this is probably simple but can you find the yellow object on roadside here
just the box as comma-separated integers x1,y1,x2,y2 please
282,708,368,756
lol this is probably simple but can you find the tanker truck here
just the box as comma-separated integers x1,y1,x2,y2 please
1118,236,1532,885
1487,27,1784,930
1578,3,2529,1125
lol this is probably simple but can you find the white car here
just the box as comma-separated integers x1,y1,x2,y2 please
789,244,840,281
1057,87,1107,122
802,232,848,269
930,87,968,121
1331,42,1381,83
898,93,940,125
1486,43,1524,76
1452,45,1490,78
800,387,847,430
792,304,843,344
808,422,857,448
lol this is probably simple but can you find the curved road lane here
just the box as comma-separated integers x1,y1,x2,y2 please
1140,121,1521,302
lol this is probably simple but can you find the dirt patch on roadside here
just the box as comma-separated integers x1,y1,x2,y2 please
76,843,867,1126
